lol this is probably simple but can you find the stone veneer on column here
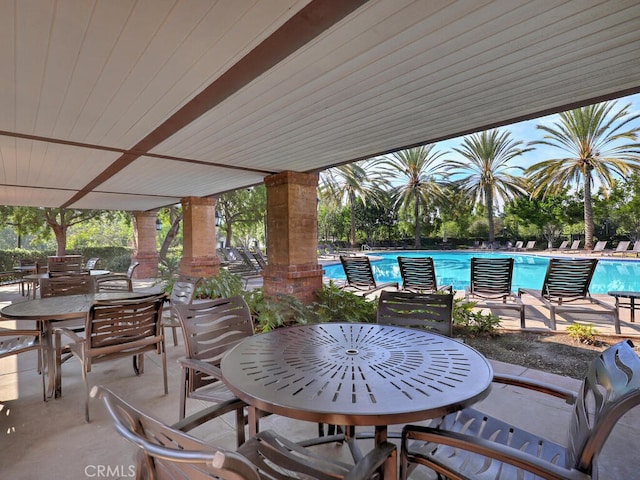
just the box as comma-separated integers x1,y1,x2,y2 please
132,211,159,278
263,171,323,303
179,196,220,278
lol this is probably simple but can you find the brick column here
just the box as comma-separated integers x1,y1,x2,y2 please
180,196,220,278
132,211,159,278
263,171,323,303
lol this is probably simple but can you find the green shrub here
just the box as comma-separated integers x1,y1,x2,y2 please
309,281,377,324
242,289,312,332
452,298,501,336
566,323,598,344
196,269,243,299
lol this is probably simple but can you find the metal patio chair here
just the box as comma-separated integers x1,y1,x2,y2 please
95,262,139,292
160,275,202,346
176,295,256,447
377,290,454,337
466,257,525,327
518,258,619,333
92,385,396,480
40,272,94,297
397,256,452,293
0,327,46,401
55,293,167,421
339,255,398,295
400,339,640,480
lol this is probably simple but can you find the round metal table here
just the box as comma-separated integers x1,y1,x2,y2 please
1,292,153,398
221,323,493,439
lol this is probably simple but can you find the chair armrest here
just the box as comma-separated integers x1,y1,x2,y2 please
177,357,223,381
402,425,590,480
172,398,247,433
493,373,577,404
344,440,396,480
54,326,85,344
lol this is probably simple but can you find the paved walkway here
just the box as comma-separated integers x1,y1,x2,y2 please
1,278,639,478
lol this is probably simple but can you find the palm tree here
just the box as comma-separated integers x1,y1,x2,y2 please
320,162,388,248
445,129,531,242
526,101,640,249
376,146,449,248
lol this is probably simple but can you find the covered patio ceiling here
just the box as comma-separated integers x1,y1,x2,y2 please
1,0,639,212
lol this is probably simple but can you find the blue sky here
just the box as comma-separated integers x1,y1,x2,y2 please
431,92,640,170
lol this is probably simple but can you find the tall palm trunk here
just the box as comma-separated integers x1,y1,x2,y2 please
583,168,594,249
349,193,356,249
485,187,495,242
414,189,421,248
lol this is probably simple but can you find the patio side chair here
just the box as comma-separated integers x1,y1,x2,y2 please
54,293,168,422
400,339,640,480
84,257,100,270
161,275,202,347
397,256,452,293
377,290,454,337
339,255,398,295
95,262,139,292
518,258,619,333
0,328,46,401
466,257,525,328
92,385,397,480
40,272,94,297
176,295,256,447
47,255,84,275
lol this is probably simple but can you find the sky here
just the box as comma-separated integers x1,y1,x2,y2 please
429,92,640,171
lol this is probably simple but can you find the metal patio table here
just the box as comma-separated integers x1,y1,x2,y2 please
1,292,152,398
221,323,493,477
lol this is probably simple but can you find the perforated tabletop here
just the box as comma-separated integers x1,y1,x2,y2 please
221,323,493,426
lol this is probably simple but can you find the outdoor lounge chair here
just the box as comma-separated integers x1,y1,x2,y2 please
400,339,640,480
518,258,620,333
466,257,525,328
92,385,397,480
565,239,582,252
603,240,630,256
339,255,398,295
547,240,568,251
590,240,608,253
377,290,454,337
397,256,452,293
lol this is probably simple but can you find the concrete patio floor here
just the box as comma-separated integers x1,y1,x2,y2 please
1,277,640,479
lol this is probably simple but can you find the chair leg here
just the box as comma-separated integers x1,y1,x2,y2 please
179,368,188,420
172,326,178,346
161,343,168,395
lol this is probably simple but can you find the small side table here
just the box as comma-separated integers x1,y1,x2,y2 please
608,291,640,323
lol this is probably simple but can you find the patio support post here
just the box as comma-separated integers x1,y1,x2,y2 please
263,171,323,303
179,196,220,277
132,211,159,278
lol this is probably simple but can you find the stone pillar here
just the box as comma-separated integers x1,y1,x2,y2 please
180,196,220,278
263,171,323,303
132,211,159,278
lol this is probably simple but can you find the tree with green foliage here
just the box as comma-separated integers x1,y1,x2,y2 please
596,174,640,242
526,101,640,249
320,162,388,249
375,145,449,248
216,186,266,248
0,206,43,248
445,129,531,242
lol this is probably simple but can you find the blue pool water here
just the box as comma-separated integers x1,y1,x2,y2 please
322,251,640,294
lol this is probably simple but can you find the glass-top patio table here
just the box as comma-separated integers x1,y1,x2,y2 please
221,323,493,479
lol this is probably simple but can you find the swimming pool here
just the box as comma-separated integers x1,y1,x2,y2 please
322,251,640,294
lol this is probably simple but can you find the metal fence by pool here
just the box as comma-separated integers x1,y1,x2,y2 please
322,251,640,294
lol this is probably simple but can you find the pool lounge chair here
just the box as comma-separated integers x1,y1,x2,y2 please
397,256,452,293
590,240,608,254
339,255,398,295
603,240,631,256
518,258,620,333
547,240,568,251
466,257,525,328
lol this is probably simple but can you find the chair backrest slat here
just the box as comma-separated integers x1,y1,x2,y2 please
40,273,94,297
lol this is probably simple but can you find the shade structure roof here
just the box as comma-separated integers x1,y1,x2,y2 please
1,0,639,212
